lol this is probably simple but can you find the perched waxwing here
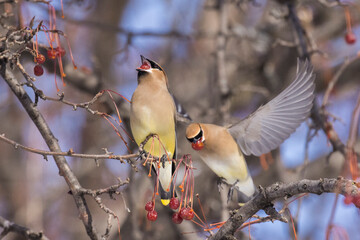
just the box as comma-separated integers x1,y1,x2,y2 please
130,56,176,206
186,60,315,202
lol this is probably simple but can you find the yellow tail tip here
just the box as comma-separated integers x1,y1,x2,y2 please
161,199,170,206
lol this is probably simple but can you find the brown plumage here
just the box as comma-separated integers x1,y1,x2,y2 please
130,56,176,206
186,59,315,202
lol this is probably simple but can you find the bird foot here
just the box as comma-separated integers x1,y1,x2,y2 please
217,177,227,193
160,154,167,168
227,180,239,203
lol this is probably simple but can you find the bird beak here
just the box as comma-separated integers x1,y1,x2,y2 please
191,139,204,151
136,55,151,71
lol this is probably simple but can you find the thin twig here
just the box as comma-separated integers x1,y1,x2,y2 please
317,0,347,7
0,133,138,163
322,56,359,107
346,91,360,149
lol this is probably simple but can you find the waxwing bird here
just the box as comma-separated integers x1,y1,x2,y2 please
130,55,176,206
186,60,315,202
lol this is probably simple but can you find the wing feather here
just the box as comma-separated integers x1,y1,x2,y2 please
228,59,315,156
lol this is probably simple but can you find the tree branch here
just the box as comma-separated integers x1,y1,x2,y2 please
0,216,49,240
0,64,100,239
322,56,360,107
285,0,345,153
0,133,138,165
209,177,359,240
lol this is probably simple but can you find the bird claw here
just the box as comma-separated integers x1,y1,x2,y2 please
227,180,239,203
217,177,227,192
137,150,147,162
160,154,167,168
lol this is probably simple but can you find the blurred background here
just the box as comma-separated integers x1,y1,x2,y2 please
0,0,360,239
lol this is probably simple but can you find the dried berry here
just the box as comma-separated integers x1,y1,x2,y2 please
47,49,57,59
56,47,66,57
35,54,46,64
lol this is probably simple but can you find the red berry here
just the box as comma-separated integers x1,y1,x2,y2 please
172,212,183,224
47,49,57,59
147,210,158,221
34,64,44,76
345,32,356,45
179,207,194,220
185,208,194,220
145,201,154,211
139,63,150,70
35,54,46,64
56,47,66,57
191,140,204,151
169,197,180,210
179,207,189,219
344,195,353,205
353,195,360,208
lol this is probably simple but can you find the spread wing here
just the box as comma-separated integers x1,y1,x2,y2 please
228,59,315,156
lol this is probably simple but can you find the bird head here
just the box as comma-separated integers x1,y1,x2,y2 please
136,55,168,86
186,123,205,151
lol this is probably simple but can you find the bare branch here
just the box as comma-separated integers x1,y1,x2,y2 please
0,133,138,163
317,0,347,7
216,0,231,124
284,0,346,153
78,179,130,240
209,178,359,240
347,91,360,149
0,216,49,240
0,65,100,239
79,178,130,197
322,56,360,107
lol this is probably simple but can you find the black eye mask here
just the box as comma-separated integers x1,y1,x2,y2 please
187,129,203,143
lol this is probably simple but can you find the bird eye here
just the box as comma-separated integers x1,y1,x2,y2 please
193,130,203,141
149,60,162,71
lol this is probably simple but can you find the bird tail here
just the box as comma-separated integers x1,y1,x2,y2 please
156,159,176,206
234,175,257,203
159,183,173,206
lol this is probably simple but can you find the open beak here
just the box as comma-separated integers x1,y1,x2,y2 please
136,55,151,71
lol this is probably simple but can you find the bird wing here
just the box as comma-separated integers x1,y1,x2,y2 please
171,94,192,123
228,59,315,156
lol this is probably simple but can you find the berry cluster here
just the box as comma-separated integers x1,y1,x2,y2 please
33,47,67,77
30,3,77,91
344,194,360,208
145,197,195,224
47,47,66,59
170,197,194,224
144,155,196,224
145,201,157,221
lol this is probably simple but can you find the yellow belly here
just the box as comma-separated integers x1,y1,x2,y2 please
130,104,176,159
